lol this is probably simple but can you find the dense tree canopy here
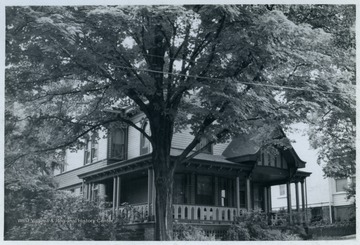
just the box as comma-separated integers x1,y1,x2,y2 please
5,5,355,240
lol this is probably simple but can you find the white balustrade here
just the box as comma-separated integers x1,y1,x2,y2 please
114,203,150,223
173,204,246,222
106,203,247,223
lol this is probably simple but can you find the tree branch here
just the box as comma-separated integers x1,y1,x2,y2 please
5,118,119,167
179,128,230,164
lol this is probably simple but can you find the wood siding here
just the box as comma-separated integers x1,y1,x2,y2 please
54,160,108,189
172,127,229,154
128,122,142,159
332,192,351,206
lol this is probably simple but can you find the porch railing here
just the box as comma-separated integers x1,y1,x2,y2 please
173,204,246,222
102,203,247,223
270,210,309,226
102,203,309,226
101,203,151,223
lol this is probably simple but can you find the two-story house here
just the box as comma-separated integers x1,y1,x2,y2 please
53,112,311,239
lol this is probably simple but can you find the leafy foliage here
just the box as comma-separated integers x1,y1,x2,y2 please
6,191,131,240
224,211,303,241
173,223,215,241
4,169,58,236
5,5,355,240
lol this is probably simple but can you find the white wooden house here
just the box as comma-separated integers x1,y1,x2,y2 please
53,113,312,239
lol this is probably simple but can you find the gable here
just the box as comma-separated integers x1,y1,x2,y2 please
222,126,306,168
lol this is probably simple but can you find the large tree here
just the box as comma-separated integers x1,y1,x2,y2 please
5,5,355,240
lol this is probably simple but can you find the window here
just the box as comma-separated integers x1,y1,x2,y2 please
196,137,212,154
84,133,99,165
311,207,323,222
59,163,66,174
240,190,246,208
140,121,151,155
111,128,127,160
84,139,91,164
91,134,98,161
218,177,230,207
196,175,214,205
335,178,348,192
173,174,187,204
279,184,286,196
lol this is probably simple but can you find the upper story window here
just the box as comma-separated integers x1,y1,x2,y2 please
140,121,151,155
259,149,282,168
196,137,212,154
335,178,348,192
52,161,66,174
84,133,98,165
110,128,127,160
59,164,66,174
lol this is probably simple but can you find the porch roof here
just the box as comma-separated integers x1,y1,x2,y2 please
78,148,249,180
170,148,236,164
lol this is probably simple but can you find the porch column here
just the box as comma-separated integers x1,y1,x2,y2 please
147,168,153,217
301,180,306,223
81,181,85,198
263,186,268,213
295,182,300,224
85,183,89,200
116,177,121,209
113,177,117,213
236,177,240,215
295,182,300,211
267,186,272,212
88,183,91,200
286,182,292,224
246,177,252,211
152,170,156,218
267,186,272,225
89,183,93,201
305,179,308,213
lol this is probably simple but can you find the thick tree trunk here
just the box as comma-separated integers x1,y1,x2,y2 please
149,113,176,240
154,164,174,240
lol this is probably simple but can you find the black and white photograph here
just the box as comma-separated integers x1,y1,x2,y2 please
2,1,357,242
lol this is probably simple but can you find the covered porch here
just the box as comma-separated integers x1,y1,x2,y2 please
78,149,311,225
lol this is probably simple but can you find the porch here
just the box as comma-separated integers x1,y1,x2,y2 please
79,151,311,226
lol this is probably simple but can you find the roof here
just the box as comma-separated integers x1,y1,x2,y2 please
170,148,235,164
222,134,260,158
78,148,243,180
222,126,306,167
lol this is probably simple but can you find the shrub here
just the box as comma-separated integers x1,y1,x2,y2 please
173,223,215,241
224,210,299,241
226,223,250,241
6,191,130,240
